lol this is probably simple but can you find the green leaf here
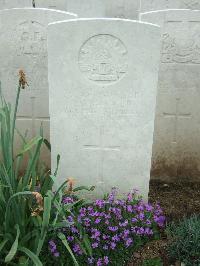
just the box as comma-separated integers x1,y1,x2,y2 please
17,136,43,157
58,232,79,266
73,186,95,192
36,194,51,256
43,138,51,151
18,247,42,266
0,238,9,253
5,224,20,263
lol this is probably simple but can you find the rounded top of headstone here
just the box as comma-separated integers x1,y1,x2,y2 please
140,8,196,17
48,17,160,29
0,7,77,18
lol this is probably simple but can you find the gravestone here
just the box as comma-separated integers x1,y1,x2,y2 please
140,10,200,180
48,18,161,198
34,0,67,11
66,0,105,18
0,0,32,9
0,8,76,164
140,0,200,13
105,0,140,19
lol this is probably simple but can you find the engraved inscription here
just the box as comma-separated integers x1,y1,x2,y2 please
79,34,128,84
161,22,200,64
16,20,46,56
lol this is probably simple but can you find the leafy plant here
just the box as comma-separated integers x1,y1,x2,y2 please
43,188,165,266
0,72,89,265
142,257,163,266
166,215,200,266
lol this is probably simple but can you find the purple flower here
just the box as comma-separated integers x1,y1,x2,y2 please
104,256,109,265
110,242,116,250
131,218,138,223
67,215,74,223
112,234,120,242
102,234,110,240
53,252,60,257
88,257,95,264
154,215,165,227
145,203,153,212
67,236,74,242
108,226,118,232
123,229,130,237
145,219,151,225
144,227,153,235
125,237,133,247
97,258,103,266
108,187,118,203
49,240,56,247
92,242,99,248
103,245,109,250
127,192,133,202
95,218,101,224
95,199,105,208
119,220,128,227
73,244,82,255
84,217,91,227
138,213,145,221
91,228,101,238
62,197,74,204
127,205,133,212
71,226,79,234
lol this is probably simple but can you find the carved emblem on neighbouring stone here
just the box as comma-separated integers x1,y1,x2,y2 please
183,0,200,9
161,29,200,64
79,34,128,84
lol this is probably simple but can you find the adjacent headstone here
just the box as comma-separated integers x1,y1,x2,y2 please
140,0,200,13
0,8,76,164
34,0,67,11
140,10,200,180
0,0,32,9
105,0,140,19
48,19,161,198
66,0,105,18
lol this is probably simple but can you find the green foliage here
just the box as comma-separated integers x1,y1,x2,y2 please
0,83,87,265
166,215,200,266
142,257,163,266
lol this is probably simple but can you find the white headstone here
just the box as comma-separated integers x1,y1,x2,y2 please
0,8,76,164
48,18,161,198
34,0,67,11
0,0,32,9
140,0,200,13
105,0,140,19
140,10,200,179
66,0,105,18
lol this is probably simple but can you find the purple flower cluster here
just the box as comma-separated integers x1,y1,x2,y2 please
49,189,165,265
48,240,60,257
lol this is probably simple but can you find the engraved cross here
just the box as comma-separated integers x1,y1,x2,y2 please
163,97,191,143
83,126,120,179
17,96,49,138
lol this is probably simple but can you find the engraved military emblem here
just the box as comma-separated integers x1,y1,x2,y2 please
16,20,46,56
78,34,128,84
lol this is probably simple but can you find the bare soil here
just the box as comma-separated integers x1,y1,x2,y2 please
128,180,200,266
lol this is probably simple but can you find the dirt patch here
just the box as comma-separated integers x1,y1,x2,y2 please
128,180,200,265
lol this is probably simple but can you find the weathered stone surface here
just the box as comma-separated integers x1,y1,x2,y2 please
0,0,32,9
0,8,76,164
104,0,140,19
140,10,200,180
140,0,200,13
34,0,67,11
66,0,105,18
48,19,161,198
